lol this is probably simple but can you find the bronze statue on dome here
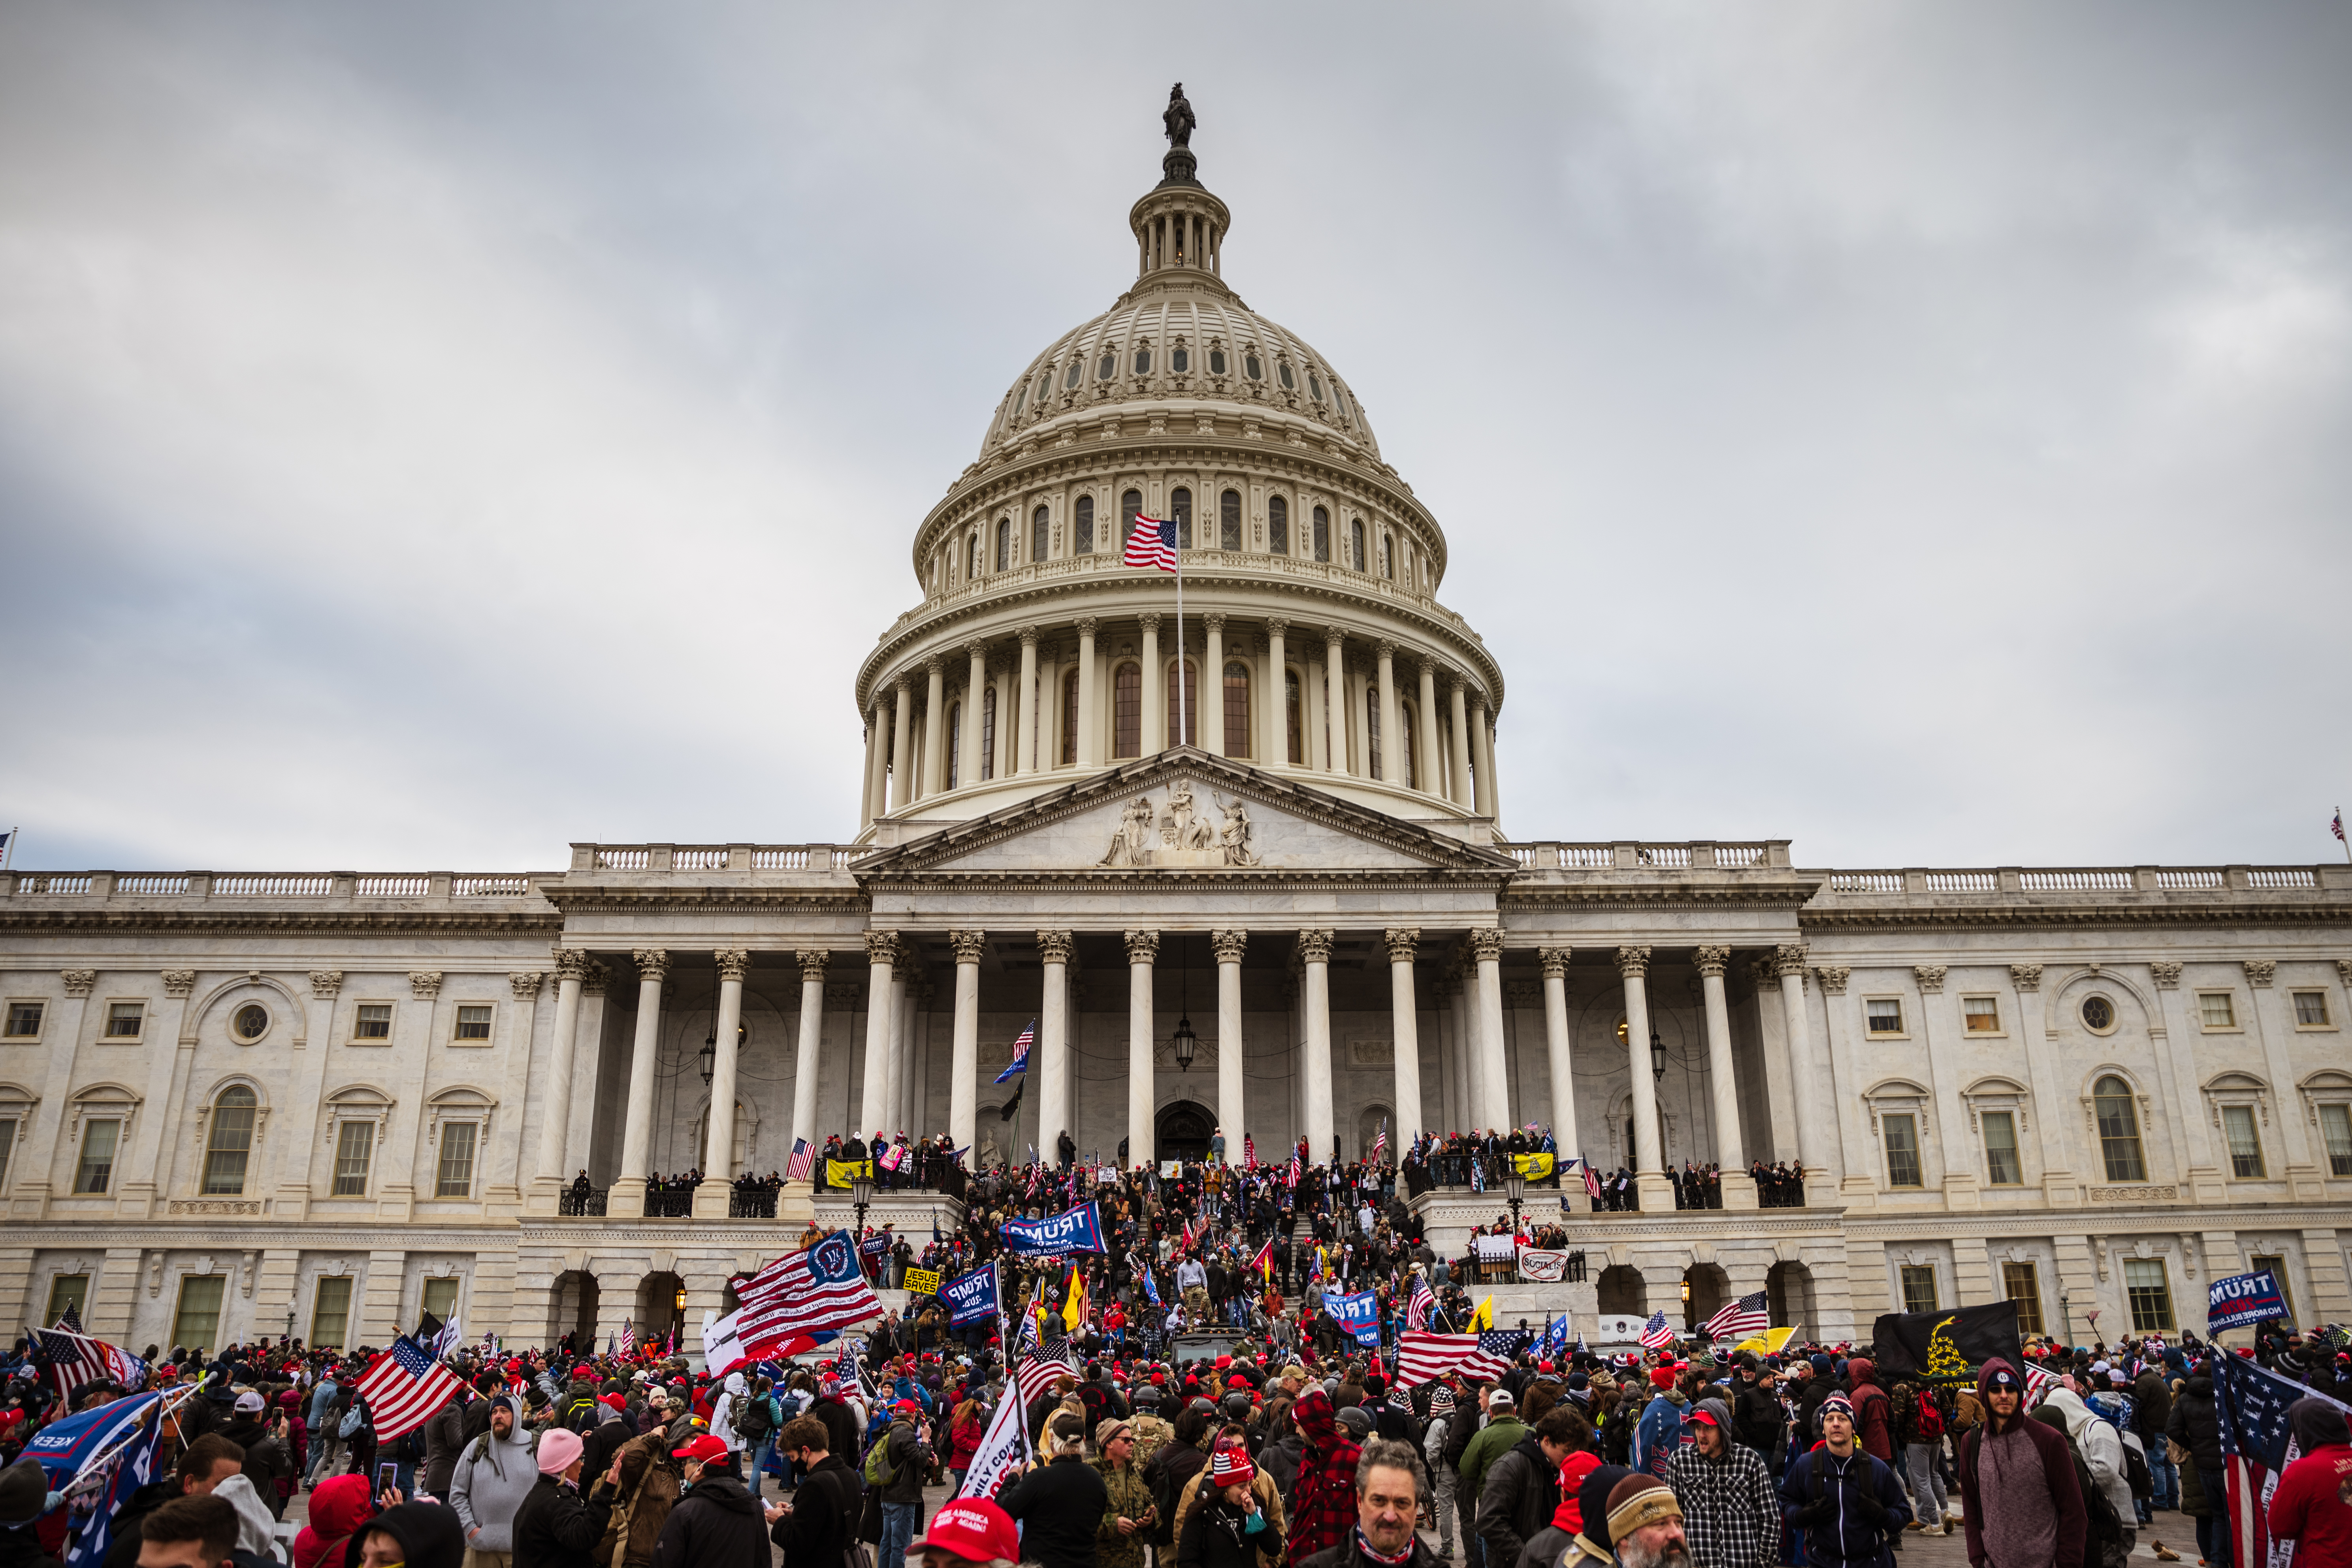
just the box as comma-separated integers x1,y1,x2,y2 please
1164,83,1196,149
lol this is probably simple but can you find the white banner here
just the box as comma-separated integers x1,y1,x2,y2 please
700,1309,747,1373
952,1385,1035,1502
1474,1235,1518,1261
1518,1250,1569,1282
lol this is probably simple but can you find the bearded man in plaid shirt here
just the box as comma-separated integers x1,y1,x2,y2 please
1663,1398,1780,1568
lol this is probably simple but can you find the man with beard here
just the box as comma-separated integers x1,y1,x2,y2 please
1776,1395,1909,1568
1595,1475,1690,1568
1292,1440,1442,1568
1958,1359,2085,1568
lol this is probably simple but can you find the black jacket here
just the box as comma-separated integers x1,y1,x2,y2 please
1296,1536,1446,1568
771,1453,861,1568
1732,1378,1783,1453
653,1470,767,1568
2166,1374,2224,1470
875,1419,926,1507
1177,1491,1275,1568
1474,1437,1558,1568
1000,1454,1112,1568
811,1397,862,1467
512,1473,615,1568
101,1481,177,1568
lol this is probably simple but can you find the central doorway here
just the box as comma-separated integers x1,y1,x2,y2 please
1157,1100,1214,1162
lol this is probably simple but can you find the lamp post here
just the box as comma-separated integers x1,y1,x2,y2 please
851,1171,875,1244
284,1305,296,1342
2058,1290,2073,1342
1650,1031,1667,1082
1681,1276,1693,1332
1504,1167,1525,1235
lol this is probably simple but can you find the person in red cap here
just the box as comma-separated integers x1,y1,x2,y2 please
906,1498,1020,1568
650,1435,764,1568
872,1400,935,1568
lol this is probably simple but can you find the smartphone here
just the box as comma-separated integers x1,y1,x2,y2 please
375,1463,398,1493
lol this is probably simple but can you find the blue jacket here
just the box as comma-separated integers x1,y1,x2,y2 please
1777,1443,1911,1568
1633,1391,1687,1477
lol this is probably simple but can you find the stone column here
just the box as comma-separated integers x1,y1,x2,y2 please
1416,660,1442,798
889,682,914,810
785,951,827,1217
1812,964,1881,1208
1695,946,1757,1208
1453,955,1484,1129
615,949,668,1207
692,948,748,1217
961,642,987,788
1539,948,1579,1161
1323,628,1347,775
861,705,885,825
857,933,897,1136
1037,931,1073,1162
2150,962,2224,1201
885,968,912,1137
1385,929,1425,1141
1264,620,1289,766
1376,641,1401,784
949,933,985,1161
1074,618,1100,767
1448,680,1474,806
1126,931,1159,1167
1471,696,1497,817
2244,959,2322,1197
1471,928,1510,1131
529,949,587,1211
1212,930,1247,1150
1618,945,1671,1210
1772,946,1834,1195
1299,930,1336,1162
921,658,947,797
1015,627,1041,775
1139,614,1164,755
1202,616,1225,755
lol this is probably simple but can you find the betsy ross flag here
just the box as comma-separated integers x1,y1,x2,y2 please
1704,1291,1770,1342
1639,1310,1678,1350
1123,516,1177,571
353,1336,470,1442
34,1325,145,1402
996,1020,1036,1084
733,1232,884,1353
1394,1330,1514,1388
785,1138,816,1183
1405,1272,1438,1331
2215,1349,2352,1568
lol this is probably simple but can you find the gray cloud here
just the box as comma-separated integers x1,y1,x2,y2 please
1,2,2345,872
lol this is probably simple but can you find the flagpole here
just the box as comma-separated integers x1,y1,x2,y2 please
1175,539,1187,749
2340,805,2350,864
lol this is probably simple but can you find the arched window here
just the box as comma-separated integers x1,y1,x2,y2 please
945,702,961,791
1223,662,1250,758
1168,659,1198,749
1350,519,1367,572
1098,351,1115,381
1113,663,1142,758
995,519,1011,572
1060,671,1079,766
1219,489,1242,551
1312,506,1331,563
1401,700,1418,789
980,685,997,781
1134,346,1152,375
968,533,981,581
1074,495,1094,555
1171,488,1192,550
2094,1075,2147,1182
1365,687,1383,781
1269,496,1289,555
205,1085,257,1195
1063,361,1082,390
1121,489,1143,549
1032,505,1049,564
1285,670,1303,764
1380,533,1393,578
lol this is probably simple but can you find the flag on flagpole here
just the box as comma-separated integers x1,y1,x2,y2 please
2335,809,2346,844
34,1325,145,1404
619,1319,636,1357
1062,1271,1088,1333
1123,517,1177,572
1394,1331,1515,1387
1405,1272,1437,1331
731,1233,884,1354
352,1336,471,1441
1368,1118,1388,1167
996,1020,1037,1083
1468,1295,1494,1332
1703,1291,1770,1342
1638,1310,1678,1350
953,1367,1036,1501
2215,1350,2352,1568
1250,1239,1275,1286
785,1138,816,1183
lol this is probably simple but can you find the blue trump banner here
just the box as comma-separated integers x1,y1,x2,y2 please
2208,1268,2288,1332
1328,1289,1382,1347
942,1264,1001,1327
999,1200,1107,1257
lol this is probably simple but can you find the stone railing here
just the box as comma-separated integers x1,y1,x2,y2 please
3,870,559,900
567,844,864,875
1497,841,1791,871
1813,865,2344,895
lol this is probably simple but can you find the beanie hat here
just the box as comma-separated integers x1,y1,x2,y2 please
1211,1444,1253,1484
1648,1366,1675,1390
537,1427,585,1476
1606,1475,1683,1541
0,1457,50,1531
1820,1394,1855,1421
1810,1353,1832,1375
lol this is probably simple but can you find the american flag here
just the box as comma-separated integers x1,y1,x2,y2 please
352,1335,470,1442
1405,1272,1437,1331
996,1020,1036,1083
1288,1146,1301,1186
1013,1341,1081,1406
1480,1329,1533,1365
733,1232,883,1354
1639,1310,1677,1350
1702,1291,1769,1342
2216,1350,2352,1568
2335,809,2346,844
34,1325,144,1402
785,1138,815,1183
835,1332,868,1400
1123,517,1177,572
1243,1135,1255,1169
1393,1330,1514,1388
618,1319,636,1357
1368,1118,1388,1167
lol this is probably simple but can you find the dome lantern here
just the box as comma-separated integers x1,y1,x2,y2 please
1131,83,1228,283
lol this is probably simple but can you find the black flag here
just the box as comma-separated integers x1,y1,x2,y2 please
415,1308,444,1346
1870,1300,2024,1383
998,1079,1024,1121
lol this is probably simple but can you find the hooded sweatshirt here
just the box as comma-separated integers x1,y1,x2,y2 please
2268,1397,2352,1560
450,1394,540,1552
1957,1358,2084,1568
1633,1387,1689,1477
295,1475,375,1568
342,1502,465,1568
1845,1360,1894,1465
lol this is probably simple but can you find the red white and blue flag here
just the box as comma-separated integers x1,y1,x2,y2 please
34,1325,145,1403
996,1019,1036,1084
1394,1330,1513,1388
2335,809,2346,844
1123,517,1177,571
618,1318,636,1357
1639,1310,1678,1350
1703,1291,1770,1342
1406,1272,1438,1331
352,1335,471,1442
785,1138,815,1183
1368,1118,1388,1167
733,1232,883,1352
2215,1349,2352,1568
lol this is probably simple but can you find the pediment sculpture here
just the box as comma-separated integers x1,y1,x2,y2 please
1100,779,1261,868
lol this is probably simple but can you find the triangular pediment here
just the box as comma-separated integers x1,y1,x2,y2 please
855,749,1515,880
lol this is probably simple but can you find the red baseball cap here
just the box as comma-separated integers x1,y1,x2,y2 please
1685,1406,1722,1428
909,1500,1019,1564
672,1435,730,1463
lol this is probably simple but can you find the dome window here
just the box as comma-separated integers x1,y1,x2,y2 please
1312,505,1330,563
1013,384,1028,415
1244,354,1262,380
1171,487,1192,548
1098,353,1116,381
1074,495,1095,554
1268,496,1289,555
1349,519,1367,572
1134,348,1152,375
1308,371,1325,401
1171,348,1189,373
1278,362,1296,390
1209,349,1227,375
1064,362,1082,390
1219,489,1242,551
1036,374,1051,403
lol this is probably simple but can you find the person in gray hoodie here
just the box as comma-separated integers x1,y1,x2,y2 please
450,1393,540,1568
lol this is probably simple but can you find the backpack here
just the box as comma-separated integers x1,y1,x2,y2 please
862,1436,898,1487
2120,1432,2153,1500
738,1394,774,1441
1913,1391,1945,1440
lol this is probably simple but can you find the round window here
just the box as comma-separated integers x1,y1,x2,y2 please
1244,354,1262,380
1209,350,1227,375
234,1004,269,1042
1171,348,1189,373
2081,995,2117,1033
1278,362,1296,390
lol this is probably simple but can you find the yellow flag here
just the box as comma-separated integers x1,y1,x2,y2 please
1512,1152,1556,1180
825,1158,874,1186
1731,1326,1798,1355
1469,1295,1494,1331
1064,1271,1088,1331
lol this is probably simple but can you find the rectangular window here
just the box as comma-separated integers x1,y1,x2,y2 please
311,1276,353,1349
1899,1264,1938,1314
2199,992,2237,1029
1963,997,2000,1033
1883,1114,1923,1188
2002,1261,2045,1336
203,1100,254,1195
2223,1104,2266,1178
1285,672,1302,764
435,1122,478,1197
1112,662,1141,759
173,1275,226,1350
1268,497,1288,555
2124,1258,2175,1331
104,1002,143,1039
2247,1255,2294,1322
353,1004,392,1041
1866,998,1904,1035
3,1001,43,1038
74,1119,120,1193
1223,664,1250,759
2322,1103,2352,1176
46,1274,90,1326
332,1120,374,1195
2293,990,2332,1026
0,1118,14,1192
1981,1111,2022,1186
422,1276,461,1322
453,1005,493,1042
1061,673,1079,767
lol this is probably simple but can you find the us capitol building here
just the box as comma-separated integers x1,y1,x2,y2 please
5,97,2348,1360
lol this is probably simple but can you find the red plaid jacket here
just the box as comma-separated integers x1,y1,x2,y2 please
1286,1387,1363,1560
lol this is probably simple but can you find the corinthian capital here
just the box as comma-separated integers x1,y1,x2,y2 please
1913,964,1947,994
797,949,831,984
162,970,197,997
1468,928,1505,964
715,949,751,984
1296,929,1335,965
949,931,989,965
865,931,900,968
1615,945,1651,979
2010,963,2043,993
62,969,97,996
2151,961,2183,990
552,947,588,983
410,971,444,999
2243,958,2277,988
633,949,670,984
1772,944,1809,981
1814,966,1851,996
312,970,345,999
1384,929,1421,966
1538,947,1571,980
1212,929,1250,965
1036,930,1076,965
1693,946,1730,979
509,971,544,1000
1124,930,1161,965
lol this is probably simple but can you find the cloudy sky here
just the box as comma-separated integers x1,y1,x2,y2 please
2,2,2346,873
